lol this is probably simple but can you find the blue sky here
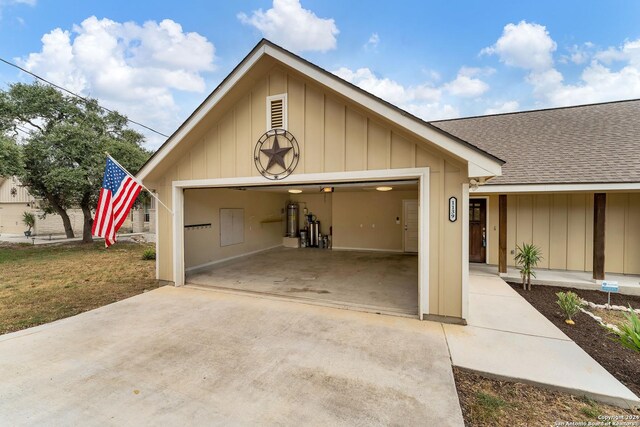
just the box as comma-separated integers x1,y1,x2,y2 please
1,0,639,148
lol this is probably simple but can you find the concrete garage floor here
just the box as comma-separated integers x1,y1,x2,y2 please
0,286,464,426
187,248,419,316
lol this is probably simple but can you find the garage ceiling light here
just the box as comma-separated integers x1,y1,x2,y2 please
321,187,334,193
376,186,393,192
288,189,302,194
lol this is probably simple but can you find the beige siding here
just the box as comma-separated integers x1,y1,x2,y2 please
487,192,640,275
149,66,469,318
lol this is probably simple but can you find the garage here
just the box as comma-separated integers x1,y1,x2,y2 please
182,179,421,316
137,39,504,323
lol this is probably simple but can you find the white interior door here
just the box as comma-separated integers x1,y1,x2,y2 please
403,199,419,253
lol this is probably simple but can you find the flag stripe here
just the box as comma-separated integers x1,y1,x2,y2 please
92,157,142,248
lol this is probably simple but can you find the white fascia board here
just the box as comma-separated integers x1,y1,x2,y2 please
468,162,500,179
264,45,503,177
173,167,428,189
472,182,640,194
137,46,267,181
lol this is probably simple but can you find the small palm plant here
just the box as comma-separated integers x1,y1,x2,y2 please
609,308,640,353
514,243,542,290
22,211,35,237
556,291,584,325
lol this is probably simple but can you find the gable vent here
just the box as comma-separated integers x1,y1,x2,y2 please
266,94,287,130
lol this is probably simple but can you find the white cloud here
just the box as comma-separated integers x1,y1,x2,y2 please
364,33,379,50
484,21,640,108
238,0,338,53
19,16,216,148
560,43,593,65
333,66,459,120
481,21,556,71
444,67,490,97
484,100,519,115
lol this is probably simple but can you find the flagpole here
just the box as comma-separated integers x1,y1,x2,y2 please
105,153,174,215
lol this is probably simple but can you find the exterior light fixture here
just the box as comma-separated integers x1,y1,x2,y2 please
321,187,334,193
288,189,302,194
376,186,393,192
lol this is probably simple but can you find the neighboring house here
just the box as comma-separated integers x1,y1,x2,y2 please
432,101,640,280
0,176,155,236
137,39,504,324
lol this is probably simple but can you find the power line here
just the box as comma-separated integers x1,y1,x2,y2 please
0,57,169,138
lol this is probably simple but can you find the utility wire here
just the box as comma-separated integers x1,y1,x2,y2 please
0,57,170,138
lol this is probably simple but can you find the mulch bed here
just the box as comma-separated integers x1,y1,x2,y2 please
509,282,640,397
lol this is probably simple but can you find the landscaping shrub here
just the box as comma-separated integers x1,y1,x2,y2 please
556,291,583,325
610,308,640,353
514,243,542,290
142,248,156,260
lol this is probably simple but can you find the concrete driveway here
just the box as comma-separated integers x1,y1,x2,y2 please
0,286,464,426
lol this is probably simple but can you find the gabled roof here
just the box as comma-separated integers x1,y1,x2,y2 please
432,99,640,186
137,39,504,181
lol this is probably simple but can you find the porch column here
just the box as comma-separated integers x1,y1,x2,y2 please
593,193,606,281
498,194,507,274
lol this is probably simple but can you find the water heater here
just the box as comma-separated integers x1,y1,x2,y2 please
286,203,299,237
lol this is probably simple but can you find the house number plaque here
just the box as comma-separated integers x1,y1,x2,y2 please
449,197,457,222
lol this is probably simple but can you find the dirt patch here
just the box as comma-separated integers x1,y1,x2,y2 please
508,282,640,397
454,368,637,426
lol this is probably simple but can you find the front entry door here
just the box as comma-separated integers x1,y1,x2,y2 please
469,199,487,263
403,199,419,253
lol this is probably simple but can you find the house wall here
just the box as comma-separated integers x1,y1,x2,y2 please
484,192,640,275
332,190,418,251
183,188,287,269
147,65,469,319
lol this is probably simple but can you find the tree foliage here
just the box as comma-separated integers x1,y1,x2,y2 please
0,82,151,242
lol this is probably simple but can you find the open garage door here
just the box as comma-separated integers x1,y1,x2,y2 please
171,168,430,319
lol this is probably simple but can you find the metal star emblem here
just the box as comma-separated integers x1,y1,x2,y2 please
260,135,292,171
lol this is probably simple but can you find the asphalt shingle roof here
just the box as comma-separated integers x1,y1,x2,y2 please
431,99,640,185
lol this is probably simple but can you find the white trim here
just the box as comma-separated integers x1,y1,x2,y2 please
154,193,159,280
266,93,287,130
332,246,404,253
137,42,502,181
461,183,470,321
419,170,430,320
264,44,502,178
137,46,267,180
469,195,490,265
172,167,430,317
185,244,283,273
173,186,185,286
473,182,640,194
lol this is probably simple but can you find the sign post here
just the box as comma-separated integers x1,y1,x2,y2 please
601,281,619,307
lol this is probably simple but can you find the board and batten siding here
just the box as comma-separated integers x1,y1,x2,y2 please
485,193,640,275
148,66,469,319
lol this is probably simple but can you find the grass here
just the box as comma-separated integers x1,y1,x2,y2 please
454,368,637,426
0,241,159,334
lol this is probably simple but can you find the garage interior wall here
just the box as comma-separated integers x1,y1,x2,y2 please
483,192,640,274
332,190,418,251
148,63,469,319
184,189,287,269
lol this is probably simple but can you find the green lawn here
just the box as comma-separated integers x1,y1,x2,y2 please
0,241,158,334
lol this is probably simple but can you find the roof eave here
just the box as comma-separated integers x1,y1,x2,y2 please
137,39,503,182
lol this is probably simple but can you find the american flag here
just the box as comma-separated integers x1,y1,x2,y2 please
92,156,142,247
